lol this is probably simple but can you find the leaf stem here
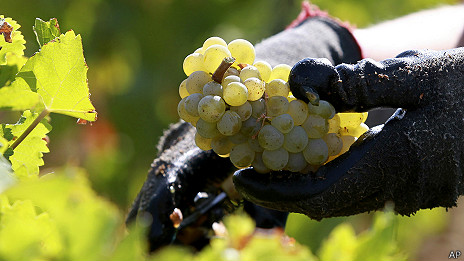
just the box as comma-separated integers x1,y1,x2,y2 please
10,109,50,151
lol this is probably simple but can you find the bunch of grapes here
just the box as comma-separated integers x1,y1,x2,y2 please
177,37,368,173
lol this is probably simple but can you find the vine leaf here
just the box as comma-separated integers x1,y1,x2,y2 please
0,53,27,87
0,110,52,179
0,53,39,111
14,30,97,121
33,18,60,48
0,16,26,65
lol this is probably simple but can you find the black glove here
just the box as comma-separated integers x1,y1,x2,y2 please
234,47,464,220
127,13,363,251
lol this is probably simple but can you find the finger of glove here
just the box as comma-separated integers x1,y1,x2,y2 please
234,108,464,219
289,48,464,112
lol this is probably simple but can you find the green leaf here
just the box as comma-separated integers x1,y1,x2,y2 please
0,53,27,87
319,223,357,261
4,168,121,261
1,110,51,179
0,81,40,110
0,16,26,65
0,198,61,261
14,30,97,121
33,18,61,48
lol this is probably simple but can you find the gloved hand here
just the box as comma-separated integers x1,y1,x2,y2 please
234,47,464,220
127,9,363,251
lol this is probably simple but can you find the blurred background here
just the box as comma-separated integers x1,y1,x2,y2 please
2,0,461,259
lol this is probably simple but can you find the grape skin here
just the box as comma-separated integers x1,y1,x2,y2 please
258,125,284,151
230,143,255,168
303,138,329,165
283,126,308,153
228,39,255,66
244,77,265,101
266,79,290,97
198,95,226,123
186,71,210,94
253,61,272,82
217,111,242,136
184,93,203,117
230,101,252,121
223,82,248,106
262,147,289,171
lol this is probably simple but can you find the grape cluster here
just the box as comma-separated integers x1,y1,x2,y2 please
177,37,368,173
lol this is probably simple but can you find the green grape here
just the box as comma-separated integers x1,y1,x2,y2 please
198,95,226,122
271,114,294,134
186,71,210,94
339,135,357,155
203,36,227,49
196,118,220,138
228,132,248,144
211,135,235,155
308,100,335,119
322,133,343,156
222,75,241,87
230,101,252,121
283,126,308,153
223,82,248,106
338,112,368,128
223,67,240,78
203,81,223,97
258,124,284,150
184,93,203,116
194,47,204,54
266,79,290,97
230,143,255,168
252,152,271,174
203,44,231,73
253,61,272,82
303,138,329,165
266,96,289,117
301,114,329,138
328,114,341,133
217,111,242,136
241,117,261,137
178,97,199,123
227,39,255,66
286,152,308,172
247,137,264,152
179,79,189,99
250,98,265,118
262,147,289,171
239,65,261,81
269,64,291,81
244,77,265,101
183,53,206,76
287,100,308,126
195,132,212,151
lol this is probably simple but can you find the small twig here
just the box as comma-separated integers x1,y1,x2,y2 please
10,109,50,151
212,57,235,83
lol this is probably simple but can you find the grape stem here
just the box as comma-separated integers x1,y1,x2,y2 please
212,57,236,83
252,93,271,139
9,109,50,151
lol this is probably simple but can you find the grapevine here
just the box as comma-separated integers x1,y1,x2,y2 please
177,36,369,173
